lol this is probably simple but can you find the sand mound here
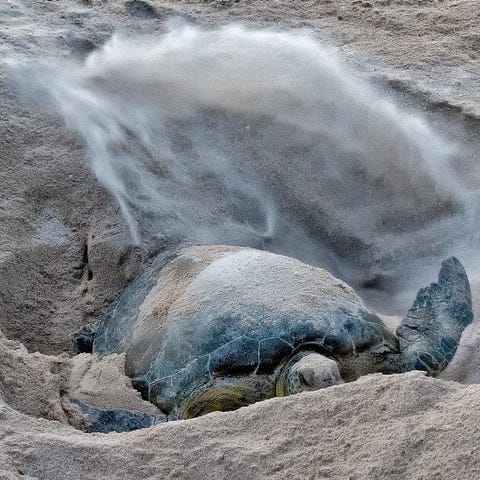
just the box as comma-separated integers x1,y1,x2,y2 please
0,330,161,434
0,372,479,479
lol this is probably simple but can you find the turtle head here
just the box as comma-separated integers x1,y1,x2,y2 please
178,351,343,418
276,350,343,396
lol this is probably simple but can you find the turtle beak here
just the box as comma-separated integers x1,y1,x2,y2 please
277,351,343,396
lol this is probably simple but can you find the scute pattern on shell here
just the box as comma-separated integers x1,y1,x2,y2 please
93,246,394,414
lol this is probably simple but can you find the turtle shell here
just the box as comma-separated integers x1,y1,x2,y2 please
94,245,394,415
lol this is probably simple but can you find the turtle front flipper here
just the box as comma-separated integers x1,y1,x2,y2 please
71,323,98,354
396,257,473,375
71,398,167,433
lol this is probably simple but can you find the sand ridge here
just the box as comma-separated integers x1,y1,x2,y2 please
1,372,480,479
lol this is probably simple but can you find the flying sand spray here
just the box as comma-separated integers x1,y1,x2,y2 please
10,23,478,313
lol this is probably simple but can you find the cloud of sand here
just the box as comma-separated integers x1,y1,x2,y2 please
10,23,479,311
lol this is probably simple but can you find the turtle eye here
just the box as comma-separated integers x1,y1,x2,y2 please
372,344,394,356
299,372,308,387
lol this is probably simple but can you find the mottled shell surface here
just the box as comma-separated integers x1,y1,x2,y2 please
94,246,393,412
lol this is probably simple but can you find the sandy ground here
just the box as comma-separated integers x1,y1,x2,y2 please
2,0,480,478
2,372,480,480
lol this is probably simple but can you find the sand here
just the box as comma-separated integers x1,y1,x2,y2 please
1,371,480,479
2,0,480,478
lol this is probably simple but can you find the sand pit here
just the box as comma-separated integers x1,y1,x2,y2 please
2,0,480,478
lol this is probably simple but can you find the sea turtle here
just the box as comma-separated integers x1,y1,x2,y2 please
74,245,473,421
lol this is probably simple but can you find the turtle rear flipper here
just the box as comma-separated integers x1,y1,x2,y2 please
397,257,473,374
